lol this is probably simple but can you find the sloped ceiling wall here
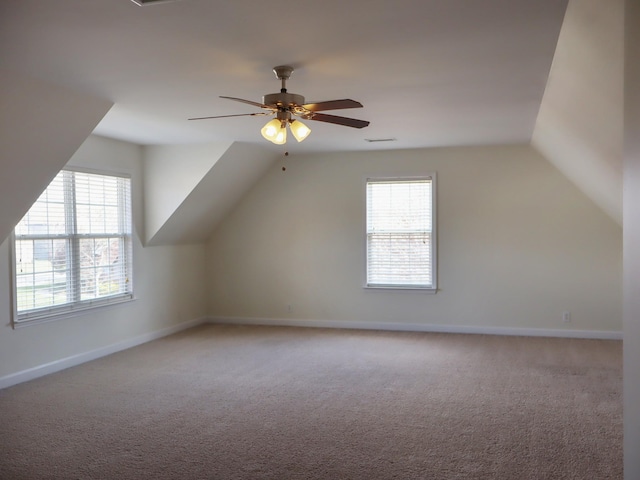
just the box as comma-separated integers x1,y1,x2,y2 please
0,70,113,243
143,142,280,246
532,0,623,225
143,142,234,244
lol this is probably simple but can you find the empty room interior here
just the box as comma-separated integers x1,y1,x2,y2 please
1,0,639,479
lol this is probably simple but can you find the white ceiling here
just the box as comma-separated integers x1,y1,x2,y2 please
0,0,568,153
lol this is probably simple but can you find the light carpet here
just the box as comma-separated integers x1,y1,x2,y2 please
0,324,622,479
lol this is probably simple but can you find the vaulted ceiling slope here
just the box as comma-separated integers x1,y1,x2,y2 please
0,69,113,243
144,142,280,245
532,0,623,225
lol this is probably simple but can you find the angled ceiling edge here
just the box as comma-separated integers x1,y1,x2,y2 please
144,142,279,245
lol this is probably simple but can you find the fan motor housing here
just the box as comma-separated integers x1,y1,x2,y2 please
263,92,305,109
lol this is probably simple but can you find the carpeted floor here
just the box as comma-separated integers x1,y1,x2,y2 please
0,324,622,479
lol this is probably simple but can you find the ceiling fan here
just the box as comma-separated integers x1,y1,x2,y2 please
188,65,370,145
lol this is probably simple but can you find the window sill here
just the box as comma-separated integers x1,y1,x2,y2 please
364,285,437,293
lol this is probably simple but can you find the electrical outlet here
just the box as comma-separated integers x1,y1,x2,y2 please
562,311,571,323
287,304,292,313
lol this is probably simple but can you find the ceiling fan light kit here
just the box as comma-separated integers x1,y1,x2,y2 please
261,118,287,145
189,65,369,145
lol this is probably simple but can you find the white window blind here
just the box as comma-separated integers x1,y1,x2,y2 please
366,177,436,289
13,169,133,324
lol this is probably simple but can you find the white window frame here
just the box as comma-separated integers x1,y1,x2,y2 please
10,168,134,327
365,175,437,292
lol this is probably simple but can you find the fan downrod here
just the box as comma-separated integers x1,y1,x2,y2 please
263,65,305,107
273,65,294,93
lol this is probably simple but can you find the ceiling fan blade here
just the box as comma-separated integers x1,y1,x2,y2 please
302,99,363,112
309,113,370,129
220,96,272,109
188,112,272,120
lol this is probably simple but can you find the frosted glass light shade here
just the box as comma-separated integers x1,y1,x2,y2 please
272,126,286,144
289,119,311,142
261,119,285,144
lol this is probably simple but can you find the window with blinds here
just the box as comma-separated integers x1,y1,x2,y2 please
366,177,436,290
12,169,133,325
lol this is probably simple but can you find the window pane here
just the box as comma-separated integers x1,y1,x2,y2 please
90,205,106,233
79,237,128,301
52,238,69,272
367,181,431,232
75,172,127,235
104,206,119,232
15,238,71,311
13,169,133,321
366,178,435,288
15,172,68,236
368,233,432,285
74,174,90,205
47,203,67,235
76,204,91,234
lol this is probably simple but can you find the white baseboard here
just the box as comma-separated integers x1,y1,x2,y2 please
207,316,623,340
0,317,208,390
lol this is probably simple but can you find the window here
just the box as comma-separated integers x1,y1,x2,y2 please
12,169,133,325
366,177,436,290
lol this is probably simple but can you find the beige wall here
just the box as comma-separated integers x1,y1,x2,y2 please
207,145,622,335
0,135,208,379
